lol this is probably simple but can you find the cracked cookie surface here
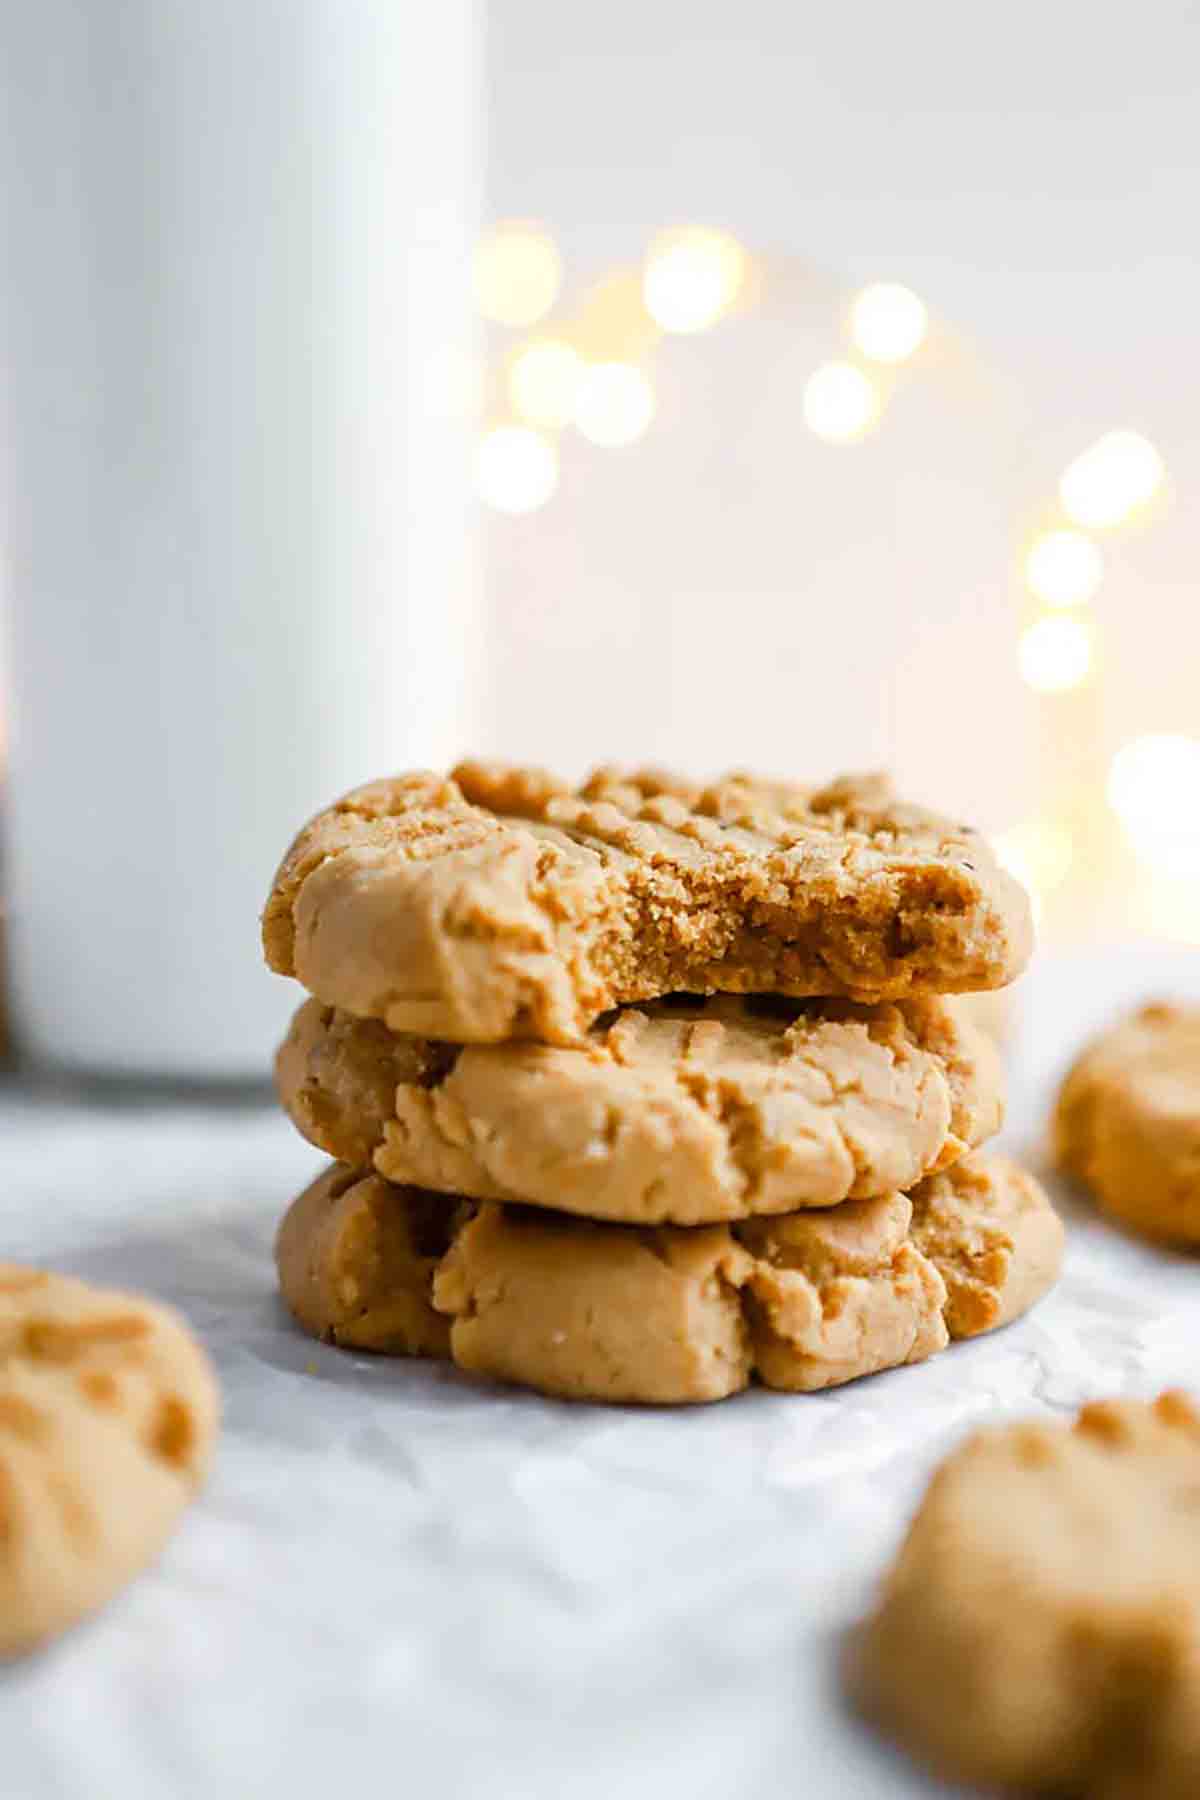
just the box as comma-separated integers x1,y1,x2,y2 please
908,1152,1064,1338
262,762,1032,1043
274,1154,1059,1405
1,1264,219,1657
1055,1002,1200,1244
857,1392,1200,1797
277,992,1004,1225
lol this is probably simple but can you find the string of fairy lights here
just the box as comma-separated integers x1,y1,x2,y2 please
471,219,1194,930
470,221,926,512
999,426,1192,931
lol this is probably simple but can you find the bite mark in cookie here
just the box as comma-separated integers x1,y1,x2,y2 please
263,763,1032,1043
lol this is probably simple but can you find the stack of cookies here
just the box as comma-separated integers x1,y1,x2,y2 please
264,763,1063,1405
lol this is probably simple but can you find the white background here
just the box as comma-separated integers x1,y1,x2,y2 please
480,1,1200,832
487,0,1200,452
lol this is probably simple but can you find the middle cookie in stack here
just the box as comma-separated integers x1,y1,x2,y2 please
274,992,1063,1404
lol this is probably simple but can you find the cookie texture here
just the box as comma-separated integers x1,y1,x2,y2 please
278,992,1004,1225
275,1005,455,1175
727,1192,949,1398
1055,1002,1200,1244
275,1155,1059,1405
262,763,1032,1044
275,1164,458,1358
0,1264,219,1658
857,1391,1200,1797
1103,1648,1200,1800
908,1152,1064,1338
436,1203,766,1404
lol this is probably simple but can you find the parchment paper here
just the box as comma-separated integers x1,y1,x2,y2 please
4,947,1199,1800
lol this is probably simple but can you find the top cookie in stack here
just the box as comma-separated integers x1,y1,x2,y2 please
263,761,1031,1044
264,762,1054,1405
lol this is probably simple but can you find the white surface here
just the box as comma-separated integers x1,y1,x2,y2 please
3,949,1199,1800
0,0,480,1077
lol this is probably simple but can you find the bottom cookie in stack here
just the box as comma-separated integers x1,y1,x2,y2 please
276,1154,1064,1406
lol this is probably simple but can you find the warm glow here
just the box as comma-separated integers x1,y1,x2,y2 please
802,362,880,443
1059,430,1165,530
572,362,655,447
573,271,661,362
993,821,1073,902
509,339,582,429
850,283,928,363
1023,530,1104,609
473,223,562,328
643,226,747,333
1134,875,1200,945
1018,616,1093,693
1109,734,1200,877
475,425,558,513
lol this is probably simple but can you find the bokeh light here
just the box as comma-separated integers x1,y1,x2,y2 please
1018,616,1093,693
993,820,1074,904
849,283,928,363
1109,734,1200,877
475,425,558,513
802,362,880,443
643,227,747,333
1023,530,1104,609
473,223,562,328
573,362,655,447
509,339,583,429
1059,430,1165,530
572,271,661,363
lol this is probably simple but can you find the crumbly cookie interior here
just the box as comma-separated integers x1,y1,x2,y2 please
263,763,1031,1042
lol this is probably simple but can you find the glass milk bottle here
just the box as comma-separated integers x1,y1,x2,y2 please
0,0,481,1078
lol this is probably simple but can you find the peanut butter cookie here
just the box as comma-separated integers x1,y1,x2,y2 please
276,993,1004,1225
908,1152,1065,1338
275,1154,1060,1405
262,763,1032,1044
1055,1002,1200,1244
1,1264,219,1657
274,1162,458,1358
857,1391,1200,1796
438,1189,950,1403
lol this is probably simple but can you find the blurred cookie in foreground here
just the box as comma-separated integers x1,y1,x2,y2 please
0,1263,219,1658
855,1391,1200,1797
275,1153,1061,1406
1055,1001,1200,1245
277,992,1005,1225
